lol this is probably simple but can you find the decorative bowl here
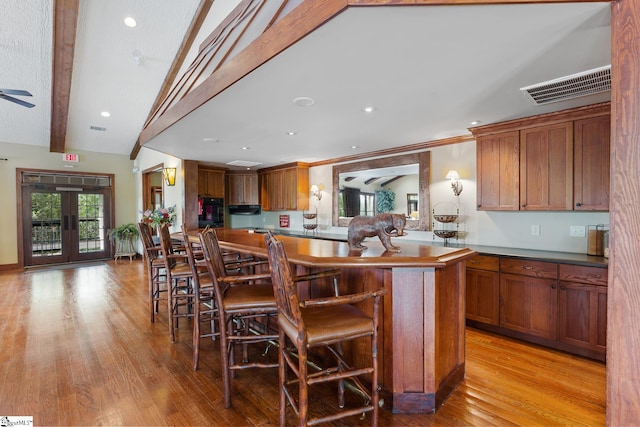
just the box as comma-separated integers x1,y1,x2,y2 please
433,230,457,239
433,214,458,223
303,224,318,230
303,213,317,219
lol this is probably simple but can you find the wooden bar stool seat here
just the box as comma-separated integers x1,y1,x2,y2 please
198,227,279,408
137,221,167,323
264,231,386,426
158,223,196,343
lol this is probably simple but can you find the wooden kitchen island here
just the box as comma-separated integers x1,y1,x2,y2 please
211,229,477,414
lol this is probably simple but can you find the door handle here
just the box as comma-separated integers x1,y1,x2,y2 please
63,215,69,230
71,215,77,230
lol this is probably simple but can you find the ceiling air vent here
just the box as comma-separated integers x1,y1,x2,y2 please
226,160,262,167
520,65,611,105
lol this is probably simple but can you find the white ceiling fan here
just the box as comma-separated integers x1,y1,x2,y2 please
0,89,35,108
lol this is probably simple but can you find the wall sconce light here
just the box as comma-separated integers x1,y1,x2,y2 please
446,170,463,196
163,167,176,186
310,184,323,201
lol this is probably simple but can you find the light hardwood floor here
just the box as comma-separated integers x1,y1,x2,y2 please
0,260,605,426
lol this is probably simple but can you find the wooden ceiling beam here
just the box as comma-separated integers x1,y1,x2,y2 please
129,0,215,160
50,0,79,153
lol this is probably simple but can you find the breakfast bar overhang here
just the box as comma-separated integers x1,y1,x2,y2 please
211,229,477,414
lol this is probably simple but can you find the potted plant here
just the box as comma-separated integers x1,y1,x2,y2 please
108,223,140,261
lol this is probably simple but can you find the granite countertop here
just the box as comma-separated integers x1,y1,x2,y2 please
244,228,608,268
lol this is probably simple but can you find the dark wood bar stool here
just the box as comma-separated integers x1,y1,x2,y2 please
264,232,387,426
138,221,166,323
198,228,279,408
158,223,195,343
181,226,219,371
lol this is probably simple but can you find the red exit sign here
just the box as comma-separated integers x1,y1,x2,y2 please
63,153,79,162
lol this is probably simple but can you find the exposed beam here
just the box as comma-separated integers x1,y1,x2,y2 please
380,175,405,187
129,0,215,160
364,177,380,185
50,0,79,153
137,0,348,148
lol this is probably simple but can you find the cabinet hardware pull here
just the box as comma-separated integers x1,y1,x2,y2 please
551,284,557,289
587,273,601,278
522,266,533,270
576,202,582,207
560,285,566,290
470,260,479,264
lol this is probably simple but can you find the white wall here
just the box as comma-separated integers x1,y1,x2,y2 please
135,147,185,228
0,141,137,265
309,139,609,254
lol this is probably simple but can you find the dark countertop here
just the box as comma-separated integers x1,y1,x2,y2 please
245,228,608,268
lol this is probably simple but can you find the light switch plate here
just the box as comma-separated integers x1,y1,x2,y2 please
531,225,540,236
570,225,586,237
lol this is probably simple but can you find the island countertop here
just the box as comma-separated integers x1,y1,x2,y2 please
214,228,477,268
238,228,607,267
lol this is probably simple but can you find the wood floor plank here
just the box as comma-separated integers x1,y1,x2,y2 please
0,261,605,426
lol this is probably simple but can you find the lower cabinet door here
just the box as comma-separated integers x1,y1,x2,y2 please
466,269,500,325
500,273,558,340
558,281,607,353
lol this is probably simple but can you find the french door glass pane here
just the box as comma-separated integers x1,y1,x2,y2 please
31,192,62,257
77,193,105,253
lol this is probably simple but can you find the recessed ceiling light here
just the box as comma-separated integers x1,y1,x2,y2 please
351,145,359,149
124,17,137,28
203,137,220,143
242,146,250,150
287,131,296,136
470,120,481,125
293,97,315,107
101,111,110,118
361,106,376,113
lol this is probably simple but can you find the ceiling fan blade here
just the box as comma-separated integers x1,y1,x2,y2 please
0,89,32,97
0,94,35,108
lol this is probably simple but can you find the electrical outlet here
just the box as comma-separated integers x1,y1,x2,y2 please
531,225,540,236
570,225,586,237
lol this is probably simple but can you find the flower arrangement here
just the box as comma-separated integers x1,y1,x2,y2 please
142,205,177,227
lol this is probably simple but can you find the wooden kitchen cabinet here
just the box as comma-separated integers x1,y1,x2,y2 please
466,255,500,325
471,102,610,212
226,172,258,205
499,258,558,340
574,115,610,211
259,163,309,211
476,131,520,210
558,264,607,356
198,168,225,198
519,122,573,210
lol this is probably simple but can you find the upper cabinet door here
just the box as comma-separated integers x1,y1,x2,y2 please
227,173,258,205
574,115,610,211
198,169,225,198
520,122,573,210
477,131,520,210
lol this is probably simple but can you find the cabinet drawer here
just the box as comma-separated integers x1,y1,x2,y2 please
500,258,558,279
466,255,499,272
559,264,608,286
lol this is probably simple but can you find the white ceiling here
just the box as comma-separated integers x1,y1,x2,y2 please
0,1,612,170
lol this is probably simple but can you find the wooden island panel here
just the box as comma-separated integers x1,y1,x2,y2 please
210,229,475,413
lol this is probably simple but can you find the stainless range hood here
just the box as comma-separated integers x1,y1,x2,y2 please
228,205,261,215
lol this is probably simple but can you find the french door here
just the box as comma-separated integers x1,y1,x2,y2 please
21,172,113,266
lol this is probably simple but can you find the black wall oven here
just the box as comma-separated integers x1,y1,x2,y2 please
198,197,224,228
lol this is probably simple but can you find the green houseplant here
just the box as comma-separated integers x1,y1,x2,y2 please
108,223,140,261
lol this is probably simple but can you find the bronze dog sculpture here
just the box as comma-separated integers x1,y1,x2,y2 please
347,213,407,252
